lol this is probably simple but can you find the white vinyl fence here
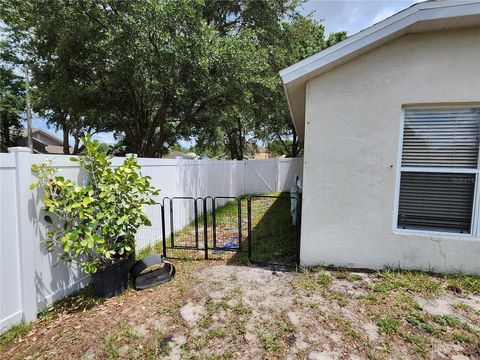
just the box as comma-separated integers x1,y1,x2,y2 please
0,147,303,333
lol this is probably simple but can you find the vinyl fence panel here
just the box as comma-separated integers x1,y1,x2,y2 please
0,150,302,333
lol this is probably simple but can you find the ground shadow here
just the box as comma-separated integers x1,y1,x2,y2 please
227,194,299,268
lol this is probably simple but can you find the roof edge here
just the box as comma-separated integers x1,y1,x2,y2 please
280,0,480,141
280,0,480,85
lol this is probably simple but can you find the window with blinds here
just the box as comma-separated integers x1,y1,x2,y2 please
397,107,480,234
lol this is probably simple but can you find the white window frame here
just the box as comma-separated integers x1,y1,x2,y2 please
393,105,480,238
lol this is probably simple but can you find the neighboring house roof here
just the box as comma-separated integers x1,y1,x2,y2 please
21,128,64,146
164,150,198,160
14,128,72,154
280,0,480,141
44,145,68,154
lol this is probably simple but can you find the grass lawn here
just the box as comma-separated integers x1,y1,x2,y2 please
0,263,478,359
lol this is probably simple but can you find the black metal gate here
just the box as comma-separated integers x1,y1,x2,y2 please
160,194,300,265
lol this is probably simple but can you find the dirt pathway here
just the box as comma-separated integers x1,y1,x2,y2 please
1,263,479,359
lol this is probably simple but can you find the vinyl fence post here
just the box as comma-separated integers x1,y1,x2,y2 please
9,147,38,323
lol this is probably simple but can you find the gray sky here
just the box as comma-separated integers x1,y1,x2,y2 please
300,0,422,36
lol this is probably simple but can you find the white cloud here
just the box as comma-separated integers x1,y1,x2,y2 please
91,132,116,145
300,0,422,36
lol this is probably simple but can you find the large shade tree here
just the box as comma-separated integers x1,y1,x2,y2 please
1,0,346,157
193,7,347,158
2,0,276,156
0,40,25,152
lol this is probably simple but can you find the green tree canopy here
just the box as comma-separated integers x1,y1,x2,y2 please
0,40,25,152
1,0,347,157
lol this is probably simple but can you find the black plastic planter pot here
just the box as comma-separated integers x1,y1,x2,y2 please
91,259,129,298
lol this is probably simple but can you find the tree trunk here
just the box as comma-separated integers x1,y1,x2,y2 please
62,125,70,154
1,119,10,151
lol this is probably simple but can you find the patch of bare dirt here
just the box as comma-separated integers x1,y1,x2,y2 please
1,262,479,359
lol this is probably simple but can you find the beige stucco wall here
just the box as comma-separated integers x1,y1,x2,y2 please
302,28,480,274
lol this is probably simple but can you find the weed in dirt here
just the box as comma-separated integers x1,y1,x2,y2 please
373,269,442,296
200,316,213,328
377,316,401,335
101,334,120,359
205,327,227,341
422,322,444,337
406,313,427,327
190,335,205,350
258,332,280,351
0,323,32,348
336,271,363,282
38,306,56,321
452,302,471,311
121,323,141,340
363,340,379,360
157,305,174,314
452,331,472,344
137,333,172,358
334,293,349,307
340,320,360,339
406,315,421,327
359,293,380,305
395,293,422,312
277,318,294,333
379,340,392,355
196,351,233,360
235,318,247,336
401,332,428,358
292,268,331,290
228,272,238,281
208,299,230,311
445,274,480,295
318,271,332,286
434,314,461,327
161,341,172,356
232,301,251,315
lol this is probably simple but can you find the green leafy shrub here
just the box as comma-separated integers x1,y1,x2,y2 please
31,135,159,273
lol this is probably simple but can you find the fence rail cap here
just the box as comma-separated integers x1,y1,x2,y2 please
8,147,31,153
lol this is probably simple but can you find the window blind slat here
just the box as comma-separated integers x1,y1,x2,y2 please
398,172,475,233
402,108,480,168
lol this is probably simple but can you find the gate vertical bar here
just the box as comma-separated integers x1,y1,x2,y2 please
203,198,208,260
212,198,217,249
247,197,252,260
169,198,174,247
237,198,242,248
161,204,167,257
194,199,199,249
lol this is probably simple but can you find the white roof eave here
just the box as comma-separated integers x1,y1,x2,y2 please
280,0,480,140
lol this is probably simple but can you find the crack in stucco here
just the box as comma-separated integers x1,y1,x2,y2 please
434,239,448,271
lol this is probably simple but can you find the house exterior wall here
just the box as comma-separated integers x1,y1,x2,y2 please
301,28,480,274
